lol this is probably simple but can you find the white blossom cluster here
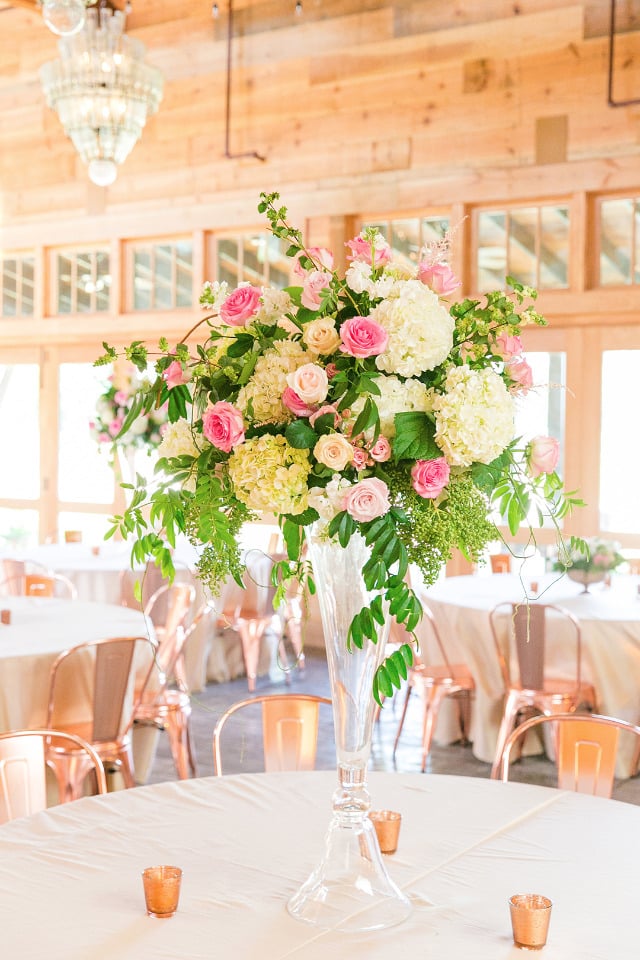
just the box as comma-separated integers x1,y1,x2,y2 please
433,365,514,466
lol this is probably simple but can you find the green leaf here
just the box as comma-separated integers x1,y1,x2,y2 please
392,412,439,461
226,335,254,358
390,648,408,682
285,421,318,450
507,496,522,536
282,518,301,561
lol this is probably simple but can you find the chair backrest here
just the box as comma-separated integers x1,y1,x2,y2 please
0,572,77,600
498,713,640,798
47,635,157,743
0,729,107,823
489,601,583,692
143,582,196,679
213,694,332,775
490,553,511,574
119,562,166,612
220,551,278,623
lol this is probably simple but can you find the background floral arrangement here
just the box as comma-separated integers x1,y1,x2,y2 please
89,361,168,462
555,536,624,575
97,192,582,701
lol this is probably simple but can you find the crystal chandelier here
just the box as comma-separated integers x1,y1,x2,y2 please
40,6,163,187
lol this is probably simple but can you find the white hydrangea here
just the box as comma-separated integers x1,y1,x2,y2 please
371,280,455,377
350,375,432,438
256,286,293,324
236,340,311,425
200,280,229,311
433,364,514,466
157,419,201,459
307,476,353,525
345,262,400,300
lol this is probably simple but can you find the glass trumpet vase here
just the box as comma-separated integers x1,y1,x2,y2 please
286,527,412,932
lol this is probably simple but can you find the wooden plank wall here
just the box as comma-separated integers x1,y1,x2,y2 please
0,0,639,236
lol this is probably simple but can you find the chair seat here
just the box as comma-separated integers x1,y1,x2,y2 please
411,663,475,689
136,688,191,720
512,678,596,702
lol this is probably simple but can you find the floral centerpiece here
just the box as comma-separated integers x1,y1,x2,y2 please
97,191,583,930
89,361,167,463
555,536,624,591
97,191,581,701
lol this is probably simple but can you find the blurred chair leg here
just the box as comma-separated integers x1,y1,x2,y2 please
286,617,305,674
236,617,268,692
118,747,136,789
165,707,197,780
419,686,446,773
392,682,413,759
491,690,524,779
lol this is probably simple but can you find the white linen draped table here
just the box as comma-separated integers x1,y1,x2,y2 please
419,573,640,775
0,771,634,959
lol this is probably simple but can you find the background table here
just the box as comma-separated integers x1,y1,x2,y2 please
0,771,634,959
420,572,640,775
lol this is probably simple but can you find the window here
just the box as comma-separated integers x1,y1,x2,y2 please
600,350,640,533
215,233,291,289
361,216,450,268
58,363,115,505
131,240,193,310
599,197,640,286
515,352,566,478
55,249,110,314
477,205,570,291
1,254,35,318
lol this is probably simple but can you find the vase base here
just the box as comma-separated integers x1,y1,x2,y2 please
287,815,412,932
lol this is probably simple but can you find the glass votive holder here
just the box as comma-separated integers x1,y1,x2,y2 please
91,545,100,556
509,893,552,950
369,810,401,854
142,865,182,918
529,581,539,595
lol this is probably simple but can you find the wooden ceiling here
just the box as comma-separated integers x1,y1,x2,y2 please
1,1,640,237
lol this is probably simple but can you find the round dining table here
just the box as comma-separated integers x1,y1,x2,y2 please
418,572,640,776
0,770,633,959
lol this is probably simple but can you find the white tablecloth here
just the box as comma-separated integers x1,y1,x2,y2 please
420,573,640,775
0,771,634,959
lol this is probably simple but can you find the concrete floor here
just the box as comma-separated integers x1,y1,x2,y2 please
142,650,640,806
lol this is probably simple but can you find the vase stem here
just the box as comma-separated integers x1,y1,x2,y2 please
286,527,411,932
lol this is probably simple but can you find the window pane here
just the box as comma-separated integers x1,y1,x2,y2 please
0,508,39,551
600,199,633,285
514,352,566,478
133,251,152,310
2,260,17,317
635,200,640,285
57,255,73,313
0,364,39,498
176,265,193,307
242,235,264,283
95,252,110,312
217,238,239,287
600,350,640,533
477,211,507,291
21,258,35,315
390,219,421,267
540,206,569,288
422,217,450,246
76,251,92,313
58,363,115,504
508,207,537,287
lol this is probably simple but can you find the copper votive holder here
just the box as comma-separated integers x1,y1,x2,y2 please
0,610,11,625
142,866,182,918
529,580,539,595
369,810,401,854
509,894,552,950
91,545,100,556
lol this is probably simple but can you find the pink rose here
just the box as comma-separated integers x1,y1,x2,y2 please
309,404,340,428
417,262,460,296
282,387,317,418
108,417,123,437
219,285,261,326
162,360,191,390
202,401,245,453
294,247,334,277
492,332,523,361
346,234,392,267
341,477,391,522
287,363,329,405
301,270,332,310
98,433,110,443
528,435,560,478
369,436,392,463
411,457,450,499
505,358,534,395
114,390,129,407
351,447,368,470
339,316,389,358
325,363,338,380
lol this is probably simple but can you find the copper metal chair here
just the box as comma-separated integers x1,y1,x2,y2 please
133,582,198,780
489,602,597,778
46,634,158,797
0,572,77,599
213,693,332,775
119,561,166,611
219,552,283,692
0,729,107,823
496,712,640,798
392,602,475,772
490,553,511,574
